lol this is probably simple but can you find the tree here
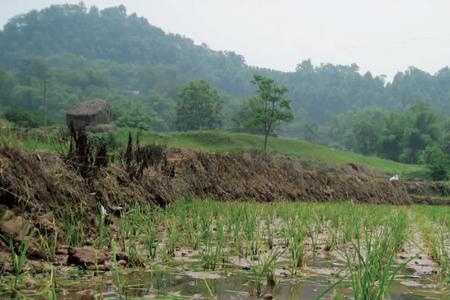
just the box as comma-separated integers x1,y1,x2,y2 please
351,120,379,155
232,96,265,134
303,123,319,141
421,146,449,180
250,75,293,153
174,80,223,131
0,67,15,107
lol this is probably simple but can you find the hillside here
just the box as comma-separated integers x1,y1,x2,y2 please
2,3,450,127
6,126,422,176
100,130,425,176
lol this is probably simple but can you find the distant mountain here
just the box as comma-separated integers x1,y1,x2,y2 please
1,3,450,128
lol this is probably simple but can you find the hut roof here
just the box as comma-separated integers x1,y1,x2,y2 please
66,100,110,116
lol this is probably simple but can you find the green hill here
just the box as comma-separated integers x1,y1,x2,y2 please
3,3,450,127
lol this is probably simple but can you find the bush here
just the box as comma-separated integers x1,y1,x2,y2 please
2,106,44,128
421,146,449,181
89,132,121,152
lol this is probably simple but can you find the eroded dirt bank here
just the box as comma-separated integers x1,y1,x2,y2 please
0,145,411,217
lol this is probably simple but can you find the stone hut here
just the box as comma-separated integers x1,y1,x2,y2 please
66,100,112,131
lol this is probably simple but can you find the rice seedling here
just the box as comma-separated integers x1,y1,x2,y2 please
57,205,88,247
166,218,179,256
144,215,158,259
111,241,125,296
307,219,321,257
243,208,258,257
414,207,450,282
286,218,306,275
249,249,282,297
185,213,201,250
341,212,410,300
1,228,38,297
42,267,57,300
434,226,450,281
203,279,217,299
324,222,338,251
202,216,226,270
38,228,58,262
199,211,212,244
117,218,128,253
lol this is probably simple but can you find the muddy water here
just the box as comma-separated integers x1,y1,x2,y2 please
6,253,448,300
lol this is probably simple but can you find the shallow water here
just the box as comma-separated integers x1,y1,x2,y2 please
3,253,448,300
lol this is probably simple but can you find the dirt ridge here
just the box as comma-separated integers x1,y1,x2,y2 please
0,145,411,216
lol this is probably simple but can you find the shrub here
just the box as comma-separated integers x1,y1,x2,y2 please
421,146,449,181
2,106,44,128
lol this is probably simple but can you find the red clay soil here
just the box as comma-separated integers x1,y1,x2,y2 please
0,145,411,218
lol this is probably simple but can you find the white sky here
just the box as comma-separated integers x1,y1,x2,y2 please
2,0,450,78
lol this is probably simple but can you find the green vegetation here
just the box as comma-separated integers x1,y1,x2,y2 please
2,107,45,128
248,75,293,152
0,228,38,297
332,103,447,164
2,3,450,300
174,80,223,131
343,212,409,299
421,146,450,180
134,130,423,176
414,206,450,283
2,3,450,167
3,199,450,299
0,126,423,176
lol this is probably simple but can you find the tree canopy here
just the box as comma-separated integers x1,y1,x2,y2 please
174,81,223,131
248,75,293,152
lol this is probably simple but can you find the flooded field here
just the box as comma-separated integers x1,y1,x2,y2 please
1,200,450,299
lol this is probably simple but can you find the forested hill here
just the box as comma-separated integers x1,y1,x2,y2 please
2,3,450,131
0,3,257,98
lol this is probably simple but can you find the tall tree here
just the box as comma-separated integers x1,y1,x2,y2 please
174,80,223,131
250,75,293,153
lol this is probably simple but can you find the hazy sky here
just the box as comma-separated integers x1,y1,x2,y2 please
2,0,450,78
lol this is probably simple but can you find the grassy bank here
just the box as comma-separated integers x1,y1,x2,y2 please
119,130,423,176
0,126,423,176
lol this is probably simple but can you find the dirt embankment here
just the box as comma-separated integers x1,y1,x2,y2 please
403,181,450,205
0,145,411,217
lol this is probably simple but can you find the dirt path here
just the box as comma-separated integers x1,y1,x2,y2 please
396,212,441,289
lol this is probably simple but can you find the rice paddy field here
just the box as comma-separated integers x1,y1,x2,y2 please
1,199,450,299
